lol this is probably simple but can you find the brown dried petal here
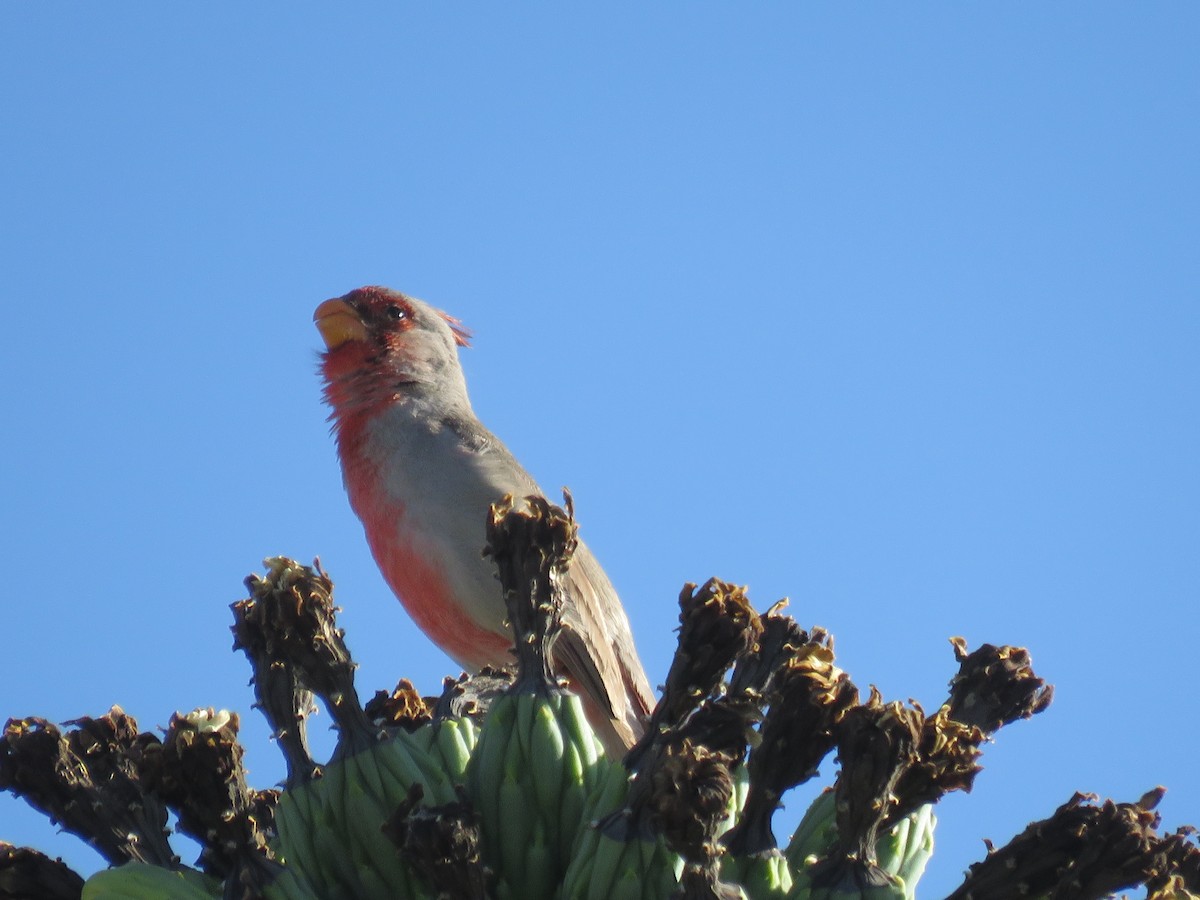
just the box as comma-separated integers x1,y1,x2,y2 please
946,789,1166,900
0,712,175,868
431,669,515,721
385,784,490,900
886,705,985,827
946,638,1053,734
726,607,810,698
153,709,271,879
484,493,577,694
628,579,763,769
1145,825,1200,898
0,842,85,900
236,557,374,754
725,631,859,855
366,679,433,731
650,740,736,865
826,689,922,866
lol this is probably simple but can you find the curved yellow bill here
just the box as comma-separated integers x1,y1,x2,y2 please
314,299,368,349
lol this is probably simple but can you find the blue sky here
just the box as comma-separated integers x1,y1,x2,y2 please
2,6,1197,896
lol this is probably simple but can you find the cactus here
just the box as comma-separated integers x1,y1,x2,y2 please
2,496,1198,900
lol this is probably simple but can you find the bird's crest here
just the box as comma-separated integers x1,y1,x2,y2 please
441,312,472,348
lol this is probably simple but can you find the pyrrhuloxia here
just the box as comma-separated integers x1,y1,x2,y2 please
315,286,654,751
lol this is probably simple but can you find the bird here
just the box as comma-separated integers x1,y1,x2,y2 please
314,285,655,752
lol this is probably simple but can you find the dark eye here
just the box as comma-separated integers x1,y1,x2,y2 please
386,304,408,320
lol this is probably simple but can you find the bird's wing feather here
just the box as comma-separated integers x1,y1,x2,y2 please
557,544,655,752
448,413,656,750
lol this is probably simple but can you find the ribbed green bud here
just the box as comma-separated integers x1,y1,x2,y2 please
722,850,794,900
783,793,934,900
269,733,456,899
560,755,684,900
396,715,480,788
260,864,321,900
786,865,907,900
724,762,752,836
563,826,683,900
783,790,838,872
82,862,221,899
432,715,480,781
467,690,605,900
721,764,788,899
875,804,935,899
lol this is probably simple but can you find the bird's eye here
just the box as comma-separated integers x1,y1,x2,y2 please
386,304,408,321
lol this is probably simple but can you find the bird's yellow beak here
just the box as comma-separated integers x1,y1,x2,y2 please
314,299,368,350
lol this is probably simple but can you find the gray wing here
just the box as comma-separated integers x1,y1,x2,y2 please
556,541,656,754
447,412,655,751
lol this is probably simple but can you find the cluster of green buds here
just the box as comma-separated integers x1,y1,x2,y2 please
3,495,1200,899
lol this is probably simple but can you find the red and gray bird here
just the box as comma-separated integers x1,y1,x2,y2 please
315,286,654,751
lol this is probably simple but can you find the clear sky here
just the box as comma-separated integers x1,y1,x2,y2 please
2,6,1197,896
